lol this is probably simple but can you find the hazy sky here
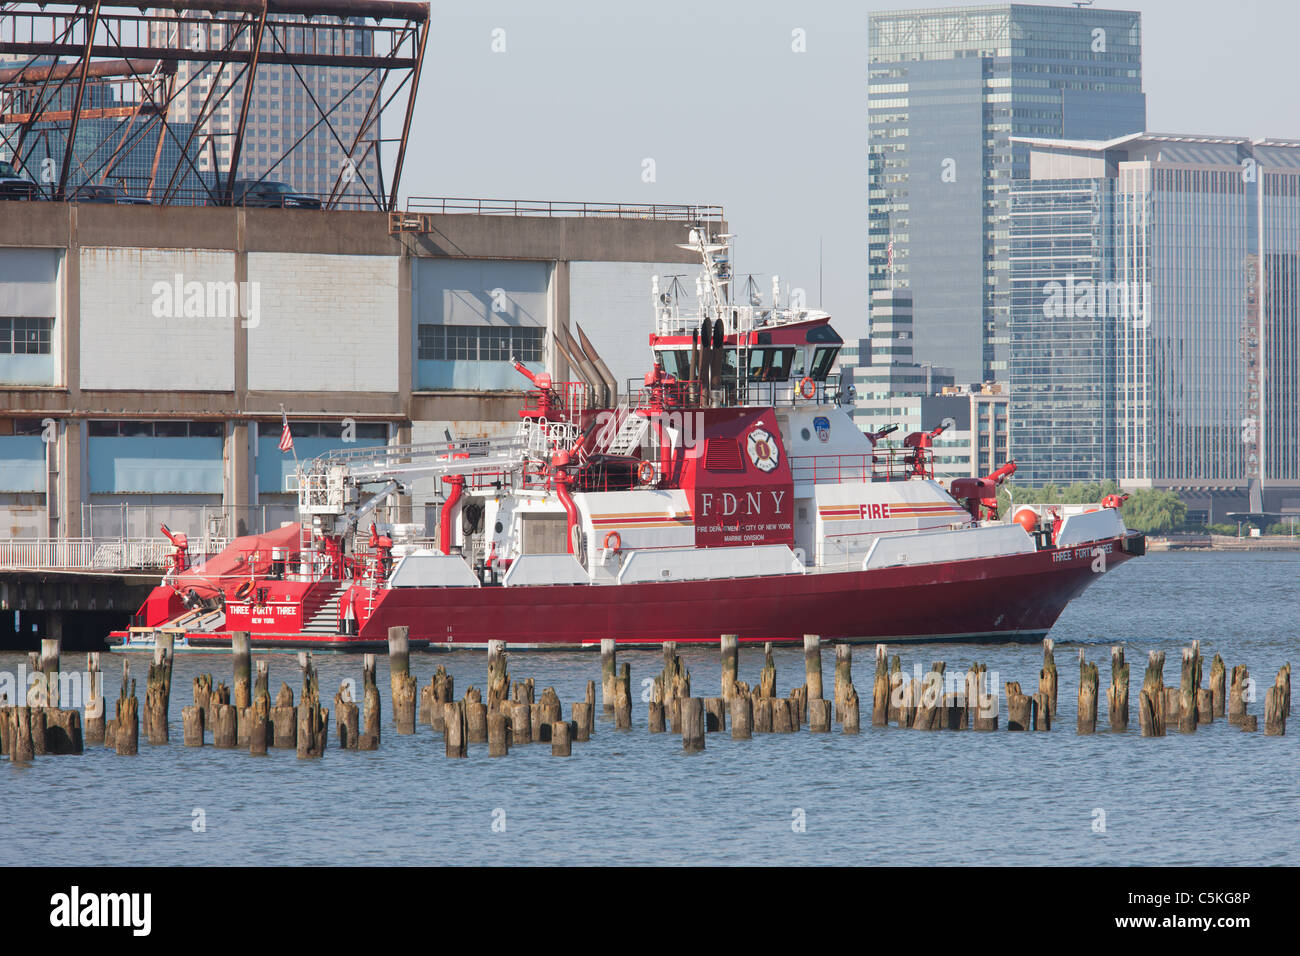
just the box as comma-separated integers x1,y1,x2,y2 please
405,1,1300,343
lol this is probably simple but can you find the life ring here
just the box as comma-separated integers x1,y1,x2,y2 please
798,376,816,400
602,531,622,553
235,580,254,601
636,460,656,485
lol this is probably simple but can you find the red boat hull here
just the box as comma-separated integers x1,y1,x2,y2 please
128,533,1141,651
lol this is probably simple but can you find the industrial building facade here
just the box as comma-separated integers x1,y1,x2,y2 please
0,202,713,543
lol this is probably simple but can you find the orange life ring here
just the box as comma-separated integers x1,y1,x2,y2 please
235,580,254,601
637,460,656,485
602,531,622,553
798,376,816,400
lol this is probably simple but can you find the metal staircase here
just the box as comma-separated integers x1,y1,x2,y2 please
607,408,650,456
301,584,345,634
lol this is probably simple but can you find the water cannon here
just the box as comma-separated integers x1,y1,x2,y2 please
1101,493,1130,510
160,523,190,574
867,424,899,443
987,460,1017,485
512,359,551,391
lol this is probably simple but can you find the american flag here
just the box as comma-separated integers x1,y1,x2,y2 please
278,410,294,453
886,239,894,272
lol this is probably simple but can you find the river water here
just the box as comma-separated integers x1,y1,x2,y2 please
2,550,1295,866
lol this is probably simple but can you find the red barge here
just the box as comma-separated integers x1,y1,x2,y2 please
111,230,1143,651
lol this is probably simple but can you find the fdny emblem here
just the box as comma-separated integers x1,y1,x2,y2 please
747,428,779,472
813,416,830,443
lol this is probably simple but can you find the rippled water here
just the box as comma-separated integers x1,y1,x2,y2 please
2,551,1296,866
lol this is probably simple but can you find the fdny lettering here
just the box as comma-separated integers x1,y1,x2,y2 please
699,490,787,517
859,503,891,520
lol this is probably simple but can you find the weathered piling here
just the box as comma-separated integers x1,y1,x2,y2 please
193,673,213,727
1210,654,1226,718
359,655,380,750
1032,691,1051,731
145,644,173,745
487,711,509,756
721,634,739,701
871,645,889,727
231,631,252,710
887,655,902,724
648,697,666,733
1078,652,1098,735
704,697,726,732
730,692,753,739
115,667,138,755
970,664,997,731
271,683,296,749
573,701,593,741
251,661,270,754
1006,682,1032,731
758,643,777,699
388,626,416,734
213,703,238,748
1138,651,1167,737
809,696,832,732
600,638,617,713
897,677,919,729
753,695,773,733
1241,714,1259,732
681,697,705,752
444,700,467,758
614,663,632,729
661,642,690,702
944,692,965,730
914,663,944,731
40,637,60,707
85,653,105,745
1163,687,1180,727
789,686,806,727
44,708,82,754
510,701,531,745
30,707,47,755
803,634,823,701
834,644,853,721
1107,646,1129,733
551,720,572,756
771,697,794,733
9,707,35,763
335,682,360,750
842,687,861,733
1178,644,1201,734
182,705,204,746
1228,664,1248,725
1265,667,1288,736
465,691,488,744
487,640,510,713
1039,638,1058,719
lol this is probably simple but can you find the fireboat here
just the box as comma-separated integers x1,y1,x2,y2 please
111,228,1144,651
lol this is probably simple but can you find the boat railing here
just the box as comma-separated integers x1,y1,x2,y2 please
653,304,830,338
790,447,927,485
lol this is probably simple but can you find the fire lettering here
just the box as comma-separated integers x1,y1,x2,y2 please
858,503,892,520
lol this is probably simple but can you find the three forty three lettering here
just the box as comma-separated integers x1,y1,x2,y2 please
49,887,151,937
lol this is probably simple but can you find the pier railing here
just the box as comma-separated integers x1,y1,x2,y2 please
0,536,227,572
392,197,724,232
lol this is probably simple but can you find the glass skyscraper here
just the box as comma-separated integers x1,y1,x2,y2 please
868,3,1146,387
1009,134,1300,521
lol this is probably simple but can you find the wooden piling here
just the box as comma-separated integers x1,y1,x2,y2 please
1107,646,1129,733
944,692,965,730
720,634,738,701
1006,682,1031,732
573,701,593,741
1228,664,1248,725
869,645,889,727
753,696,773,733
231,632,251,709
648,700,665,733
551,720,572,756
115,666,138,755
335,683,360,750
730,693,752,739
213,703,237,748
271,683,296,749
681,697,705,752
790,686,806,727
614,663,632,729
833,644,853,721
1032,692,1051,731
842,687,860,734
1138,651,1166,737
758,643,776,699
1241,714,1258,732
1078,653,1098,735
809,697,831,732
487,711,509,756
43,709,82,754
887,655,902,723
193,673,213,727
771,697,794,733
10,707,35,763
145,645,172,745
704,697,726,732
388,626,416,734
465,693,488,744
1266,667,1288,736
444,701,467,757
359,655,380,750
1039,638,1058,719
914,663,944,731
1178,645,1201,733
487,640,510,713
510,701,531,745
971,664,997,731
1210,654,1226,718
182,705,204,746
600,638,617,713
85,652,105,745
40,636,60,708
803,634,823,701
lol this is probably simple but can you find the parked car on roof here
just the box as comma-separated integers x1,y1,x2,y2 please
229,179,322,209
0,160,41,200
71,183,152,205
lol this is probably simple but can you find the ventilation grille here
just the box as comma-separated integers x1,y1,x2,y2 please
704,438,743,471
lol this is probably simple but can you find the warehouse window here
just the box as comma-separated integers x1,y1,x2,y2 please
0,317,53,354
418,324,544,363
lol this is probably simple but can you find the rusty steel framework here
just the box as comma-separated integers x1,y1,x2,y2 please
0,0,429,208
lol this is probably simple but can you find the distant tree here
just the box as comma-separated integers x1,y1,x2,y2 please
1119,489,1187,534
